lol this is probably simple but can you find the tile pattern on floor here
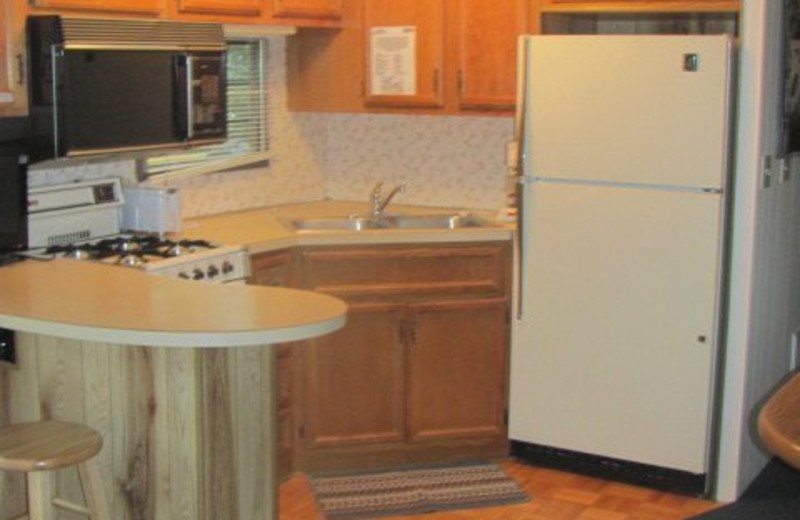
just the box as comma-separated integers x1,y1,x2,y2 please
279,460,722,520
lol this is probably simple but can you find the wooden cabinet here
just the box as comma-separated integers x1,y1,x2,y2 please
363,0,445,109
407,299,508,443
0,0,28,116
30,0,162,14
249,249,295,481
453,0,529,111
293,242,511,473
300,303,407,449
537,0,740,12
272,0,342,20
289,0,532,115
174,0,262,16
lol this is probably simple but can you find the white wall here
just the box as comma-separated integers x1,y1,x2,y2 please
716,0,800,501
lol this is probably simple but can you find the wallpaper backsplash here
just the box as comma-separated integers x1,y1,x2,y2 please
29,38,513,219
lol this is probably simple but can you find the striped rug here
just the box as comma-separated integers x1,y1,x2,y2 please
308,463,530,519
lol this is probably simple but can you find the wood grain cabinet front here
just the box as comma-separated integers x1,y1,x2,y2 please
174,0,262,16
537,0,740,12
249,249,295,480
0,0,28,116
293,242,511,473
272,0,342,20
30,0,162,14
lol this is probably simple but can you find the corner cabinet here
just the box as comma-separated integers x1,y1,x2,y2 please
363,0,446,109
293,242,511,473
0,0,27,116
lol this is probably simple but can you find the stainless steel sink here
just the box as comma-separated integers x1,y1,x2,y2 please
283,213,499,232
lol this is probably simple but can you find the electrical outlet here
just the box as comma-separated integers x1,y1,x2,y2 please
0,329,15,364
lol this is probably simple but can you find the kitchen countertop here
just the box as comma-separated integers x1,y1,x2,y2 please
0,258,346,347
180,200,515,254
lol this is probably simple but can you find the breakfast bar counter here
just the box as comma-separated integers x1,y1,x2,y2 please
0,259,347,520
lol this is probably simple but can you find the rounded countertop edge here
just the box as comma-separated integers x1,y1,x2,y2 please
0,311,347,348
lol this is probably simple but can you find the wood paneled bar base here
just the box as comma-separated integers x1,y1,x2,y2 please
2,336,286,520
0,259,347,520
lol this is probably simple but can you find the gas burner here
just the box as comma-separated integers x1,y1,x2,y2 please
166,244,191,257
117,254,146,268
67,248,95,261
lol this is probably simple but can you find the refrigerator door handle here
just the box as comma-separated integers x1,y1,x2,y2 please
513,36,529,320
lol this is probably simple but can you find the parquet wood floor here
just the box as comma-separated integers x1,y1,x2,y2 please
279,460,723,520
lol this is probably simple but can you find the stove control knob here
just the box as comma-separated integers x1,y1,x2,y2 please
207,264,220,278
192,268,205,281
178,272,191,280
222,261,235,274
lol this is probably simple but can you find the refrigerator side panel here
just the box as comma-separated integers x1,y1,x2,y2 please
509,182,723,473
524,35,731,189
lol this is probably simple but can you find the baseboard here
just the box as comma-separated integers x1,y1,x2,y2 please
510,440,708,497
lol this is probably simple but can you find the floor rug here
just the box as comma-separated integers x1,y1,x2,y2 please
308,463,529,519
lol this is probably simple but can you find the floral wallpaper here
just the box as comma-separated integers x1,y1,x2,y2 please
28,37,513,219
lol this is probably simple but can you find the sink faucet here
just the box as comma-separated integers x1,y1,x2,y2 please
371,182,406,218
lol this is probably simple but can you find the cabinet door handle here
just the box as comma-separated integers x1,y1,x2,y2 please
15,54,25,86
408,316,417,346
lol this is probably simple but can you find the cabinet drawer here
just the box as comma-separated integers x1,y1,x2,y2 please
300,243,510,300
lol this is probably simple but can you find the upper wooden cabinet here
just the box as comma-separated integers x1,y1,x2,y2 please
175,0,262,16
30,0,162,15
273,0,342,20
0,0,27,116
537,0,740,12
454,0,528,111
363,0,446,109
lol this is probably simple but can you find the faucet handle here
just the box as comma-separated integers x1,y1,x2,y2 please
371,181,384,196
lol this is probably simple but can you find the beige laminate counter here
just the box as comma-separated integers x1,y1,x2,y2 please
0,258,346,347
180,200,515,254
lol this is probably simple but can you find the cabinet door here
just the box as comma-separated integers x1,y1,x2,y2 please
250,250,293,287
363,0,445,108
175,0,262,16
299,302,407,449
538,1,740,12
272,0,341,20
407,298,508,442
454,0,528,111
0,0,27,116
31,0,162,14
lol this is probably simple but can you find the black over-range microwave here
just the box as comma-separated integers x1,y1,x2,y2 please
26,15,227,162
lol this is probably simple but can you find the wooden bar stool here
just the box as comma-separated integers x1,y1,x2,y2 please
0,421,109,520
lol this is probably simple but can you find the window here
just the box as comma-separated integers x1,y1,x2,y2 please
140,39,269,179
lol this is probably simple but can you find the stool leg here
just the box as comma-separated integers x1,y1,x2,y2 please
78,460,110,519
26,471,54,520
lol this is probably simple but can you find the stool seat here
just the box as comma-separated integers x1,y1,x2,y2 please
758,372,800,470
0,421,103,472
0,421,108,519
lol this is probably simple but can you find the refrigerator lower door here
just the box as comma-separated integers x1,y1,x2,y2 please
509,181,723,474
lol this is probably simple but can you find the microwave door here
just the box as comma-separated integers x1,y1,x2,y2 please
60,49,182,156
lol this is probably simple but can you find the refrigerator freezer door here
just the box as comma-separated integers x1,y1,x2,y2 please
523,35,732,189
509,182,723,473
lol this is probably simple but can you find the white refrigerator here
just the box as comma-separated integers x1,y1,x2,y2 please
508,35,733,495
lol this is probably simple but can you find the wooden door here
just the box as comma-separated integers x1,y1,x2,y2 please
272,0,341,20
175,0,262,16
31,0,162,14
407,298,509,443
0,0,27,116
363,0,445,108
454,0,529,111
298,302,407,449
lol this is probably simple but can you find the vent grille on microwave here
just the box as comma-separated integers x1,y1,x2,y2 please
60,17,225,51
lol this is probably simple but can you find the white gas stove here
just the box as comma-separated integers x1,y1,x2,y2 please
27,178,249,283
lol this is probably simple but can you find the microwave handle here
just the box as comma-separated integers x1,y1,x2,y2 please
174,53,194,141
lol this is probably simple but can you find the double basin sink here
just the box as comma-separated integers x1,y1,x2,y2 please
284,212,500,232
